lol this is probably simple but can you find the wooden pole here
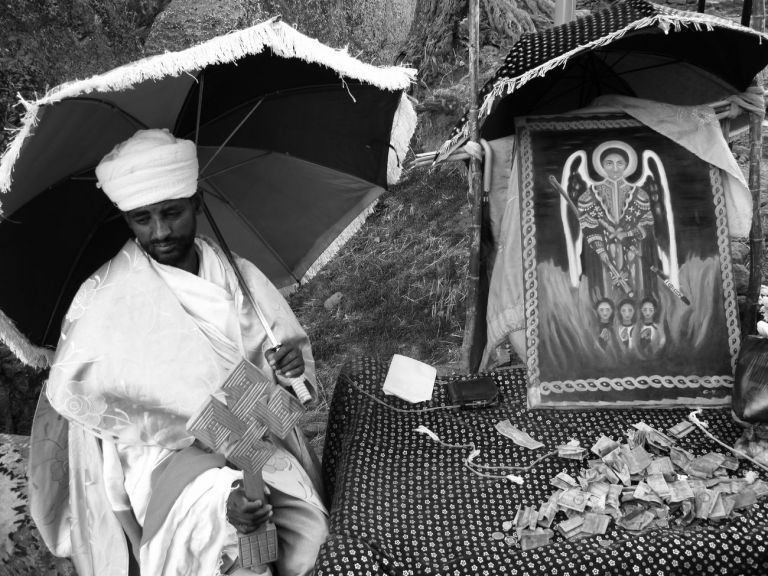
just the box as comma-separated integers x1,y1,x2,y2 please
461,0,484,373
554,0,575,25
746,106,764,334
742,0,754,26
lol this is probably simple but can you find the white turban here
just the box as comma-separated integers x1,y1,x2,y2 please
95,129,198,212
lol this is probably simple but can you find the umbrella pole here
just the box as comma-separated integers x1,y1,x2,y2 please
746,86,765,334
200,199,312,404
461,0,484,374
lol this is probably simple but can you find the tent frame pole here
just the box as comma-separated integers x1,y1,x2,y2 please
746,83,765,333
461,0,484,373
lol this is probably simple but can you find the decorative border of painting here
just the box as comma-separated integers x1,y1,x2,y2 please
518,113,740,409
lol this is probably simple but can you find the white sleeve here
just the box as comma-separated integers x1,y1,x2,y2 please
101,439,132,511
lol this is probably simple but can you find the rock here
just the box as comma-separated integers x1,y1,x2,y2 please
324,291,344,310
144,0,258,53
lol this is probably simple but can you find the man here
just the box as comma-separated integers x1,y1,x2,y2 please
28,129,328,576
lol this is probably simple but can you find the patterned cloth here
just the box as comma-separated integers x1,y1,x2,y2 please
318,358,768,575
438,0,768,163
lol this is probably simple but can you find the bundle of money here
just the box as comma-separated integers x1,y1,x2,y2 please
492,421,768,552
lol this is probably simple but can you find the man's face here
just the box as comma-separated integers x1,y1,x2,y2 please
601,153,627,181
620,303,635,324
124,197,199,270
597,302,613,323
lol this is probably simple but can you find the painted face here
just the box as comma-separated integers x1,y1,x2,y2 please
619,303,635,324
124,197,199,272
601,152,628,181
641,302,655,322
597,302,613,323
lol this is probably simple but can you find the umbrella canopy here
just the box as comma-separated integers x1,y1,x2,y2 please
439,0,768,158
0,18,417,367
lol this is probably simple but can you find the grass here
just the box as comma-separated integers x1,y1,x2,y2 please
289,164,472,455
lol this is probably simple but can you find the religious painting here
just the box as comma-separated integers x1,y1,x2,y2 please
518,114,740,408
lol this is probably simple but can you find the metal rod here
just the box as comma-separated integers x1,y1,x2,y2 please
198,97,264,178
200,200,279,347
200,199,311,404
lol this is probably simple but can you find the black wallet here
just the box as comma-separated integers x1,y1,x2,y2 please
446,375,498,408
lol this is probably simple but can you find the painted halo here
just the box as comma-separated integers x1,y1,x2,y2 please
592,140,638,179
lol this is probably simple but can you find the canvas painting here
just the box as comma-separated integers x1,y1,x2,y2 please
518,114,740,408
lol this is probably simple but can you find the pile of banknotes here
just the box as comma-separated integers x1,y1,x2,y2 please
491,420,768,551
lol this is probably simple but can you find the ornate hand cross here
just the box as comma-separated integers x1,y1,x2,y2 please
187,359,305,569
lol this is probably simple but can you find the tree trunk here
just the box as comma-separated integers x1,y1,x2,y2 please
398,0,554,85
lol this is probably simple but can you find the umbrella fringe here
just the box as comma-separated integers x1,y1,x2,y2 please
0,308,53,368
436,6,768,163
388,93,418,185
0,99,41,207
0,17,417,204
300,201,378,285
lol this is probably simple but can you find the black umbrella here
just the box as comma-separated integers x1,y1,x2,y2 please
0,18,416,366
439,0,768,158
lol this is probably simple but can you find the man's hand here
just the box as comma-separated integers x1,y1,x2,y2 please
265,343,305,379
227,482,273,534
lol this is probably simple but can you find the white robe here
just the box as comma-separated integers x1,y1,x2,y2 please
29,236,327,576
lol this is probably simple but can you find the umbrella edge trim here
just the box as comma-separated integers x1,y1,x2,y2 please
0,18,417,203
0,307,53,368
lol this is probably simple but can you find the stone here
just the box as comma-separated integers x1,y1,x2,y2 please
324,292,344,311
145,0,255,53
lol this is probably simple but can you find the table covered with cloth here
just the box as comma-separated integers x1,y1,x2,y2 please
316,357,768,576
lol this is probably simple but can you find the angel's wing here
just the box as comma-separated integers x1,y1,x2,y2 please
634,150,679,289
555,150,591,288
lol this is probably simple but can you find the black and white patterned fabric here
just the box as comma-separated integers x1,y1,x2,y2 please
438,0,768,160
317,357,768,575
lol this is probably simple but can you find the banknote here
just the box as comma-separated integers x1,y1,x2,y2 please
558,444,587,460
687,452,725,478
582,512,611,535
667,421,695,439
606,484,623,509
617,509,655,532
556,515,585,539
519,528,554,551
694,489,717,519
633,481,664,505
551,471,579,491
669,446,695,470
624,445,653,475
668,479,695,502
559,488,589,512
645,473,672,500
537,494,559,528
592,435,620,457
603,448,631,485
495,419,545,450
645,456,675,479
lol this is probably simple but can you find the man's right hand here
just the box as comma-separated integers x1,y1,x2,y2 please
227,481,273,534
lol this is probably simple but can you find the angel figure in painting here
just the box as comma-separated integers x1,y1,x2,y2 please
552,140,679,305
